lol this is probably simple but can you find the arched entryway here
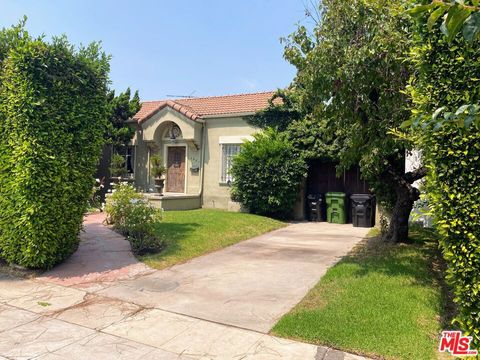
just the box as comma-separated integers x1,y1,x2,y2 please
151,121,188,193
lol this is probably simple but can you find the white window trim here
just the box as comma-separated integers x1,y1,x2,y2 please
220,143,242,185
219,135,254,144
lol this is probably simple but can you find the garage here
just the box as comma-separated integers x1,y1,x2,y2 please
303,160,374,224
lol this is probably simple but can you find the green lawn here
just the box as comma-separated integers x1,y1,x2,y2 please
272,227,450,360
141,209,285,269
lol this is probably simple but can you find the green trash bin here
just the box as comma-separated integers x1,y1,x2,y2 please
325,192,347,224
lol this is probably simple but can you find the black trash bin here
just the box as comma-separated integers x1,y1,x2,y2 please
306,194,325,222
350,194,376,227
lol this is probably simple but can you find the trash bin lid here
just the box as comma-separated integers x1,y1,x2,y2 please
307,194,325,201
325,192,346,198
350,193,374,201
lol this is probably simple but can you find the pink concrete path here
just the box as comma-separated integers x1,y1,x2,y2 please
38,212,153,289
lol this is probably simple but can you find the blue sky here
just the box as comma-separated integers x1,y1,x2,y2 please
1,1,309,101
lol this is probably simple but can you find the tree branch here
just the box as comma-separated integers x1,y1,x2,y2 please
403,166,428,184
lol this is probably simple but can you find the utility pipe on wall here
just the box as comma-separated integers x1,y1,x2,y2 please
197,121,206,204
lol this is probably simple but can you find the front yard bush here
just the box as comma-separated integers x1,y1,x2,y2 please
0,23,110,269
230,129,307,219
106,183,164,255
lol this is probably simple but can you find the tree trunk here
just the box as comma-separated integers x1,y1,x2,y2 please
385,185,418,243
382,165,427,243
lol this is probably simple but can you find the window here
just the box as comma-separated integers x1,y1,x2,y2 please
117,145,135,175
125,146,135,174
163,123,183,140
221,144,241,183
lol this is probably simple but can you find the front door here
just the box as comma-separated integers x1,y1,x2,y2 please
166,146,186,193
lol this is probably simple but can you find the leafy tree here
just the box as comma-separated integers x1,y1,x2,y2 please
410,0,480,43
281,0,425,242
407,0,480,347
248,89,302,131
248,89,342,161
0,21,110,268
287,113,343,161
231,129,307,219
106,88,140,148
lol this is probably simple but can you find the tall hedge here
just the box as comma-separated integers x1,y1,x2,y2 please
0,24,110,269
426,126,480,343
230,129,307,219
408,13,480,344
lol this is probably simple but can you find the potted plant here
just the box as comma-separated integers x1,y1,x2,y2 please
110,153,128,185
150,154,166,194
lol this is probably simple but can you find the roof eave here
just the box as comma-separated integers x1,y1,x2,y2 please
201,111,256,119
135,102,205,125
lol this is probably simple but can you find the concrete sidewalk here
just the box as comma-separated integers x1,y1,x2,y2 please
0,213,370,359
0,274,367,360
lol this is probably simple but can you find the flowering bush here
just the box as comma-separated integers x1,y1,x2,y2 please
105,183,164,255
88,178,105,212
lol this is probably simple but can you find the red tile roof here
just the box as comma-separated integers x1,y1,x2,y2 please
133,91,276,123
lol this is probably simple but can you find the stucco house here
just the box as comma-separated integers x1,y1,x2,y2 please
127,91,275,211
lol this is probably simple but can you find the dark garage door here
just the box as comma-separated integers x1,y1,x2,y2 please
306,160,372,222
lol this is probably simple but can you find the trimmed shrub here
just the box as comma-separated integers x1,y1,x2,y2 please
408,15,480,344
425,125,480,343
0,25,110,269
105,183,164,255
230,129,307,219
110,153,128,178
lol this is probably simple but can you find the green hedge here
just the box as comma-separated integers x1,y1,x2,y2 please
426,126,480,342
409,15,480,344
0,25,109,269
231,129,307,219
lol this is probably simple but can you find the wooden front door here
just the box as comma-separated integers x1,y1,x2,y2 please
166,146,186,193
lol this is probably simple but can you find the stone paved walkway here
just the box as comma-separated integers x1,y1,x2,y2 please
0,213,371,360
38,212,154,291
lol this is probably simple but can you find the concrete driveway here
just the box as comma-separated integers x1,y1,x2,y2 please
96,222,369,333
0,213,370,360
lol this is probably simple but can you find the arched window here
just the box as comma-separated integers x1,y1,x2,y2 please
163,123,182,140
